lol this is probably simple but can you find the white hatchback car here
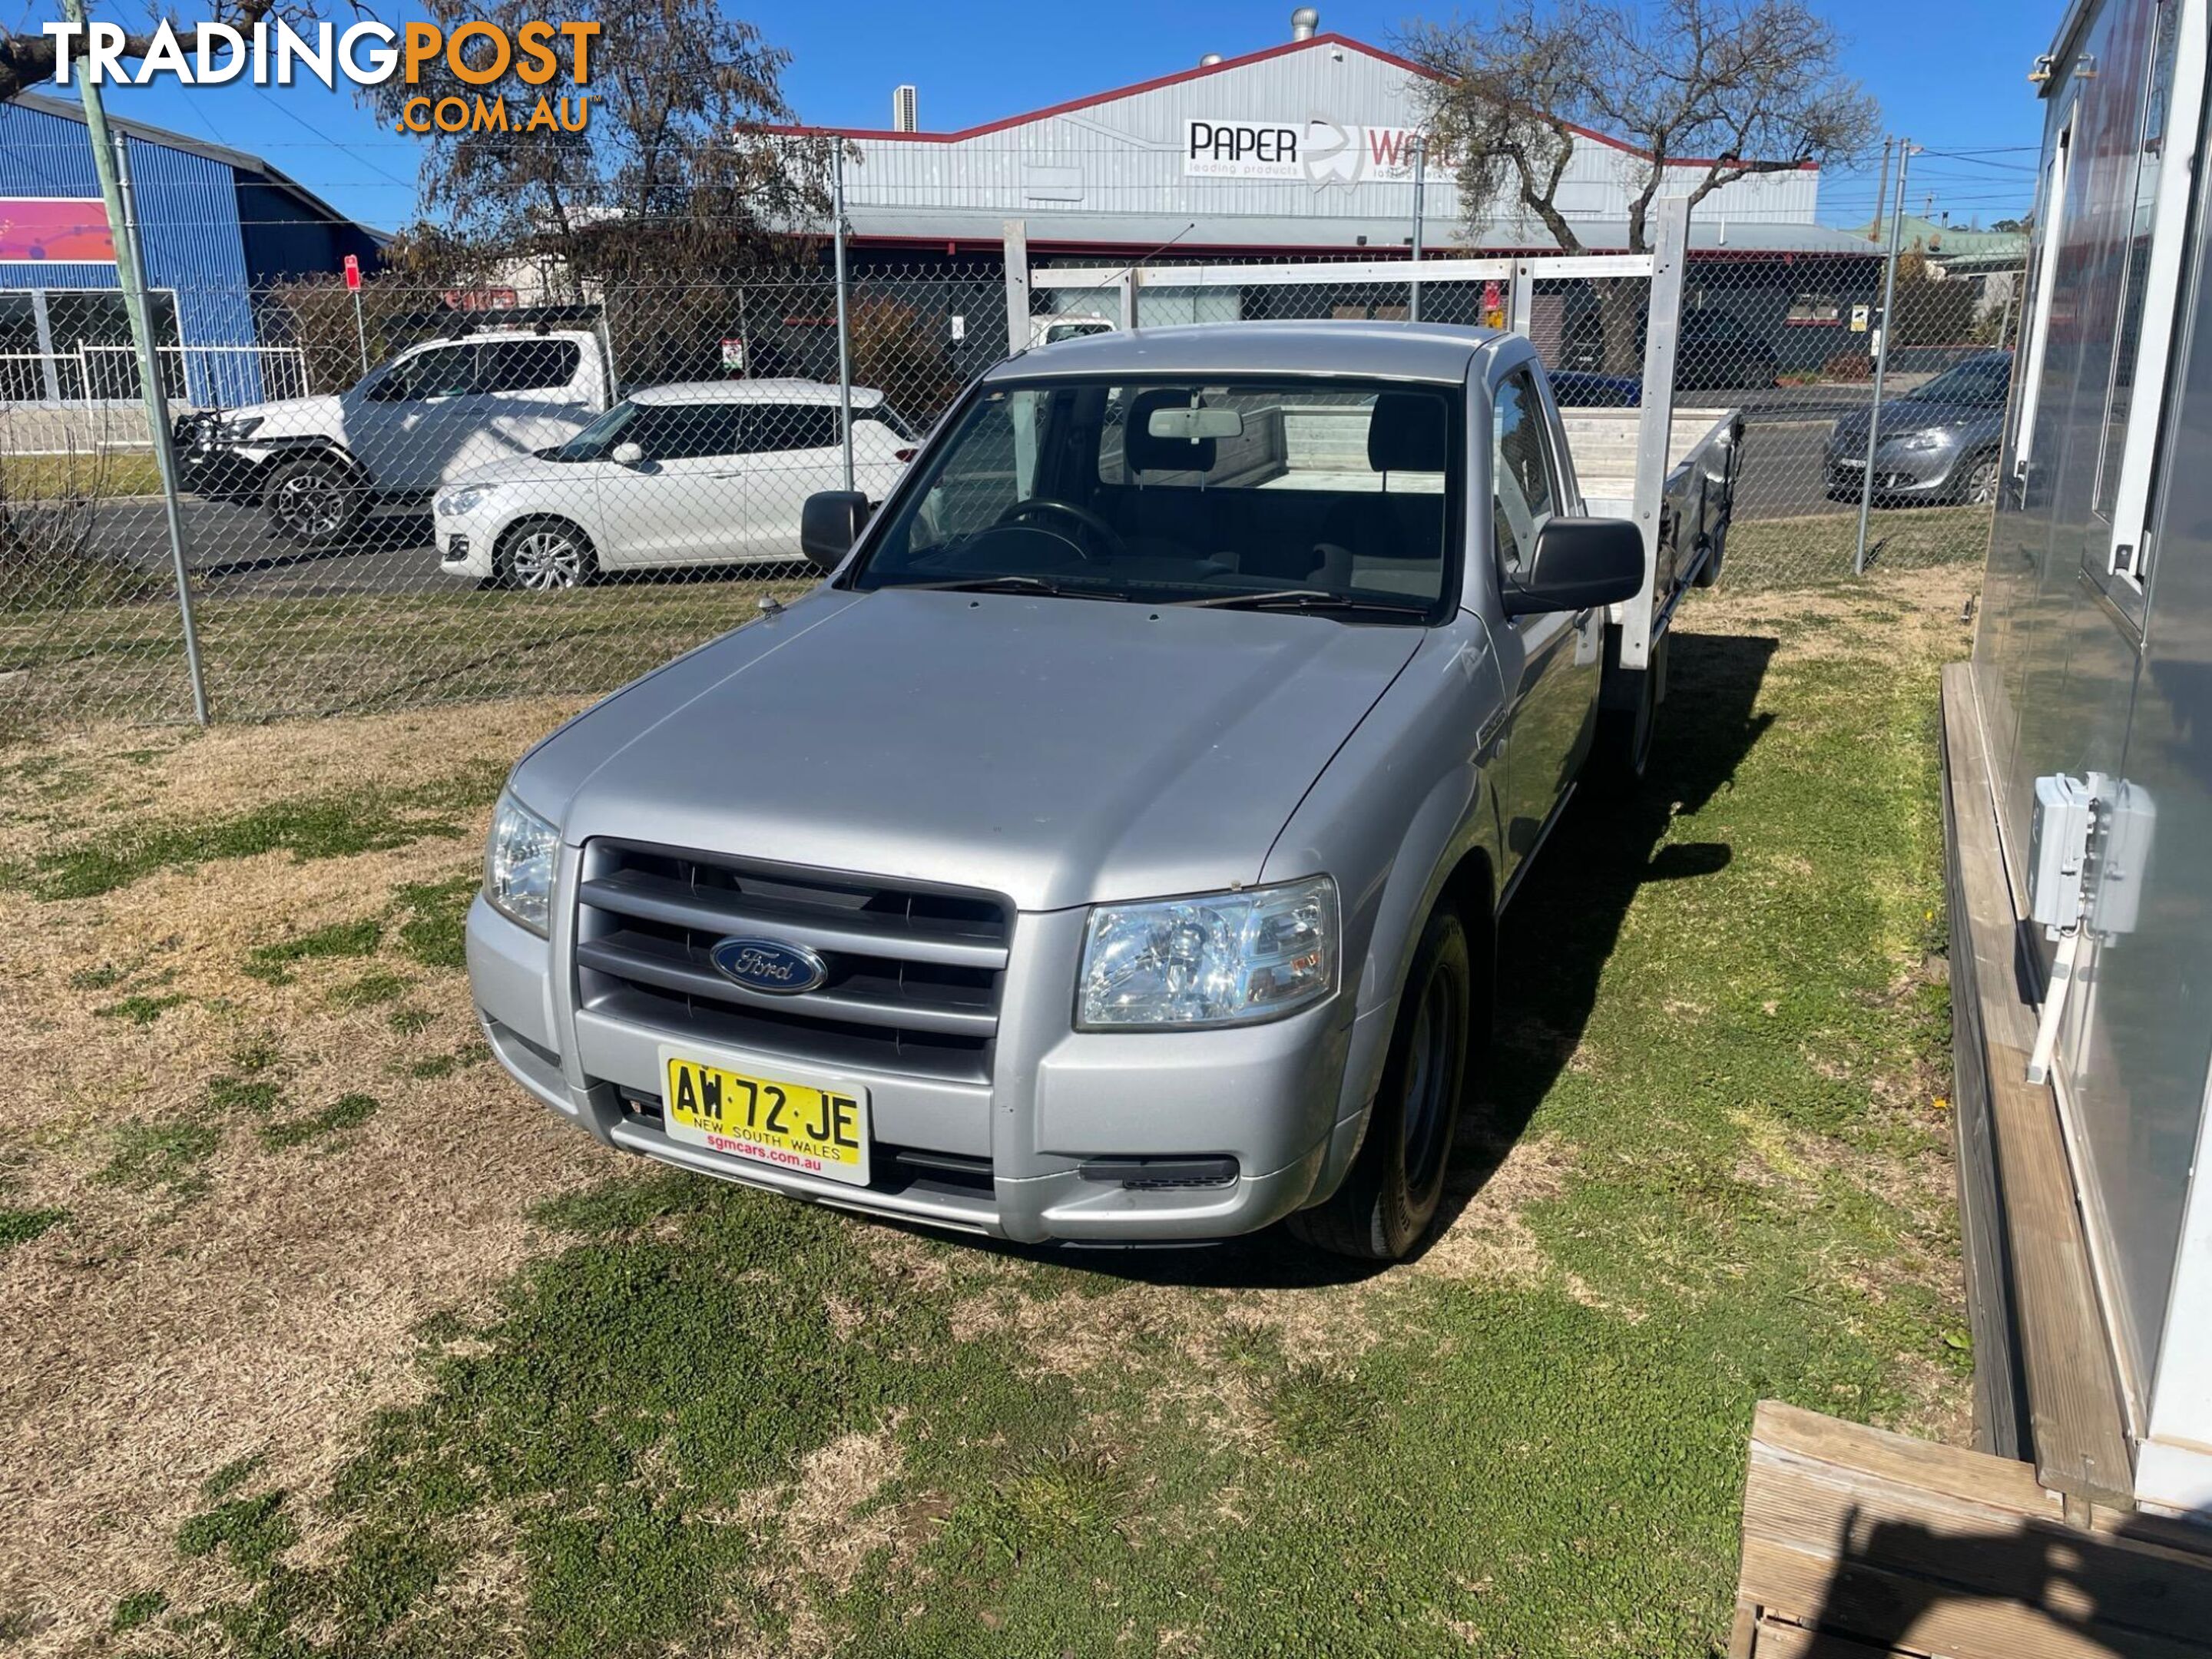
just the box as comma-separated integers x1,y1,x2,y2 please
434,379,914,589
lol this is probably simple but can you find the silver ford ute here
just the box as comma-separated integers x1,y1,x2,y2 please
466,322,1658,1260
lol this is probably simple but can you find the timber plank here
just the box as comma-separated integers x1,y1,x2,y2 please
1737,1535,2206,1659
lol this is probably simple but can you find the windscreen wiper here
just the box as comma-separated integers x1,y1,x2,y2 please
1177,588,1429,616
883,575,1134,601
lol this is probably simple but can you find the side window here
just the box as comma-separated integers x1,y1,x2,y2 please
479,338,581,393
396,344,478,400
1492,369,1558,571
744,405,843,452
631,404,747,462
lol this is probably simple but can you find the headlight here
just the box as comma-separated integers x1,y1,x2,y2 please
1896,431,1948,452
209,415,261,443
1077,876,1336,1030
485,790,558,936
439,485,492,517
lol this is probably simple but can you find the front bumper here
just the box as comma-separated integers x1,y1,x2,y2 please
173,442,271,502
466,883,1353,1246
1825,442,1963,498
436,505,502,580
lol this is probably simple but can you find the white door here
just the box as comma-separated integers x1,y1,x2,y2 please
594,402,751,568
733,402,848,559
348,342,480,492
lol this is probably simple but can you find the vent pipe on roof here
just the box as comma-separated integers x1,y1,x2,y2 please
1291,7,1319,40
1200,52,1223,65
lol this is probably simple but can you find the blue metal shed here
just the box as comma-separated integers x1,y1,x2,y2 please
0,91,384,407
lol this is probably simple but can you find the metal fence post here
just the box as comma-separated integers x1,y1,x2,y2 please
1856,140,1915,577
62,0,210,724
1002,218,1031,357
833,142,855,493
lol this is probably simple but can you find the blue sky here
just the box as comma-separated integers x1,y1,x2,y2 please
70,0,2051,236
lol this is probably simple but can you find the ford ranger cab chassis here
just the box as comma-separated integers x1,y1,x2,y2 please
465,321,1736,1260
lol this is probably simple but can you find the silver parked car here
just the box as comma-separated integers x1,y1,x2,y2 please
465,322,1680,1260
1825,350,2013,505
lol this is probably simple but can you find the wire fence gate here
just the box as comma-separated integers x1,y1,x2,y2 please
2,226,2019,728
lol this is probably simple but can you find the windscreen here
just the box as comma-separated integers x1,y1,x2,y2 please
850,378,1459,619
1903,356,2012,406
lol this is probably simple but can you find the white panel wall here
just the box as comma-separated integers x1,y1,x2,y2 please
834,38,1819,240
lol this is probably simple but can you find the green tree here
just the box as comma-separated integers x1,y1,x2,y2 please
1400,0,1878,369
372,0,829,289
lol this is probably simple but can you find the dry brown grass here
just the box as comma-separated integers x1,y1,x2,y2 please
0,699,610,1655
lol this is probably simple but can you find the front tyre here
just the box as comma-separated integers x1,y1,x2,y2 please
1597,626,1667,786
263,455,365,547
496,518,597,591
1290,908,1472,1261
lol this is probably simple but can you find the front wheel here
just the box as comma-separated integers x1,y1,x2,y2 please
1290,908,1474,1261
495,519,597,591
263,455,365,547
1597,626,1667,786
1961,455,2000,506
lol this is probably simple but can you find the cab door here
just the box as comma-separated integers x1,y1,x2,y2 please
1490,364,1601,882
347,342,480,492
594,402,751,568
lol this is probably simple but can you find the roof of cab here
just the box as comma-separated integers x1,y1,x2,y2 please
628,379,886,406
984,320,1512,385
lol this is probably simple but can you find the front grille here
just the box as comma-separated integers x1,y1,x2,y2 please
577,839,1012,1085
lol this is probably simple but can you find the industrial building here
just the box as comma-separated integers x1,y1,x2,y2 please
790,11,1887,374
0,90,384,408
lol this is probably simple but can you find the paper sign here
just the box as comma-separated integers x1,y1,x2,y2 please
720,338,746,370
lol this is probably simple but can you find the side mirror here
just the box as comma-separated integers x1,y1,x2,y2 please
610,441,644,467
800,490,870,573
1500,517,1645,618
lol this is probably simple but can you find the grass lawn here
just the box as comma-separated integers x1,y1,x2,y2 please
0,565,1976,1655
0,578,814,727
1724,504,1992,588
1,449,165,502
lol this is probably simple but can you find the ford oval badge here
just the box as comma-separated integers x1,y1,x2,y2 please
709,937,828,996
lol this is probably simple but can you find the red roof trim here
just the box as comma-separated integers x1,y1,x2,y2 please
759,32,1815,170
825,231,1875,263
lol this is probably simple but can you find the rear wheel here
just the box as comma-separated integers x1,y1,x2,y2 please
496,518,597,591
263,454,365,547
1290,908,1473,1261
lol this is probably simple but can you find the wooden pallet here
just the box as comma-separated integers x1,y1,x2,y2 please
1731,1400,2212,1658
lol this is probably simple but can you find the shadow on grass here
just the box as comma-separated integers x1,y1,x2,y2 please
965,628,1781,1293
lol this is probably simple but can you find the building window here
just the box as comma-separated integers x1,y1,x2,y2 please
0,288,184,401
1786,293,1843,325
0,293,40,401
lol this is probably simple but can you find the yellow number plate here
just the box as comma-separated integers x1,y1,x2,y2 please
658,1049,871,1187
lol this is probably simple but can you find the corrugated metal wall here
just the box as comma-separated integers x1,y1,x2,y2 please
3,101,267,402
840,38,1819,237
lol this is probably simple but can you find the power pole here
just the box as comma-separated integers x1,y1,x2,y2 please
1856,140,1916,576
1869,136,1894,240
1409,136,1427,323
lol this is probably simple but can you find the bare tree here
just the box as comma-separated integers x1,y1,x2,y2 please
368,0,828,288
0,0,286,105
1399,0,1877,366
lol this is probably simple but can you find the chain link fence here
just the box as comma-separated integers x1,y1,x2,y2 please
2,245,2022,728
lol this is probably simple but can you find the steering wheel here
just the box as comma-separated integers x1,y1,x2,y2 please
992,497,1128,561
